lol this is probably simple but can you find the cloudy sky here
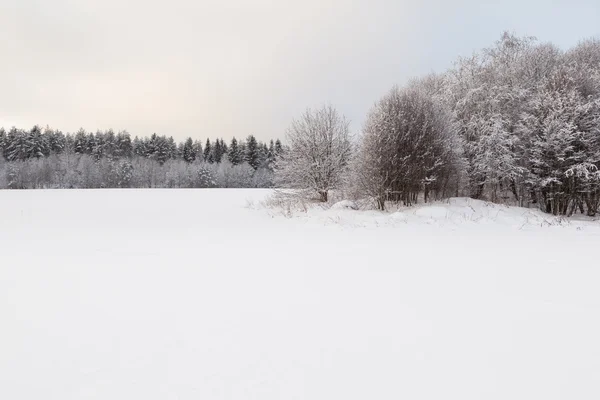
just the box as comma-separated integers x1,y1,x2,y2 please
1,0,598,142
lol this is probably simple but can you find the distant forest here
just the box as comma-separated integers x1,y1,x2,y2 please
0,127,284,189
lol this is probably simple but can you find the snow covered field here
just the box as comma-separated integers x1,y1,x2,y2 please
2,189,600,399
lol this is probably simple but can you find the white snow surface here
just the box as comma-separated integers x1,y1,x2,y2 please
1,189,600,399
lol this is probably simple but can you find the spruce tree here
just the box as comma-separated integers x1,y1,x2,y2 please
74,129,87,154
228,137,242,165
192,140,203,162
204,139,214,163
183,137,196,163
167,136,177,159
275,139,283,156
215,138,228,163
246,134,259,169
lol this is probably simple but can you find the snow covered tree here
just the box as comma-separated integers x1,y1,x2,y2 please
115,131,132,158
355,86,459,209
116,160,134,188
73,129,88,154
204,139,214,163
26,126,48,159
245,135,259,169
154,136,170,165
518,66,600,215
46,128,66,155
0,128,6,159
183,137,196,163
213,139,224,163
274,105,352,202
197,165,216,187
192,140,203,162
228,137,243,165
4,128,28,161
274,139,283,156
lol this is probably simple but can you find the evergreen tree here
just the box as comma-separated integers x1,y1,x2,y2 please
5,128,27,161
74,129,87,154
275,139,283,156
26,126,48,159
245,135,259,169
266,140,276,170
204,139,214,163
116,131,132,158
214,139,225,163
152,135,170,165
46,129,66,154
91,131,104,160
221,139,228,154
228,137,242,165
132,136,144,157
192,140,203,162
65,133,75,153
257,142,269,168
104,129,117,158
86,133,96,155
183,137,196,163
167,136,177,159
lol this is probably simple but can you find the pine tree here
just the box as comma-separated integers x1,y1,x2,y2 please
46,129,66,154
5,128,27,161
25,126,48,159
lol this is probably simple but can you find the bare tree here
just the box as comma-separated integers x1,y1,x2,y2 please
354,85,460,210
274,105,352,202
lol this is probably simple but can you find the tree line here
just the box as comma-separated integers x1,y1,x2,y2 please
275,33,600,216
0,127,284,189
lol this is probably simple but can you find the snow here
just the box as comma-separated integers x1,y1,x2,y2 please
330,200,359,210
1,189,600,400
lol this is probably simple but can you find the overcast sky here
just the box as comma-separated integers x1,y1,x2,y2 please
1,0,598,142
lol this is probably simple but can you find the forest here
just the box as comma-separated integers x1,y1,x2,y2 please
0,127,283,189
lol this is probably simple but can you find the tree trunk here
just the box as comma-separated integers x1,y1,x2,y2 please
319,190,328,202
